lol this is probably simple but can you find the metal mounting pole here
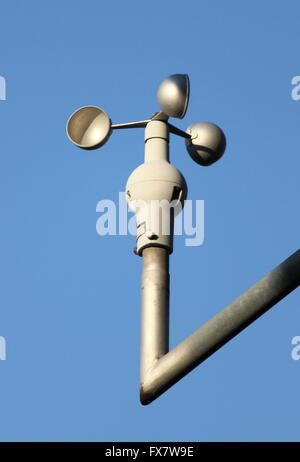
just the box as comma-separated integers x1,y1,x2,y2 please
140,247,169,380
140,249,300,405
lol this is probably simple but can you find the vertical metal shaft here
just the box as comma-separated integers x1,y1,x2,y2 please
144,120,169,163
140,121,171,381
140,247,169,380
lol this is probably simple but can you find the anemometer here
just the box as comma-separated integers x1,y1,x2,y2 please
66,74,300,405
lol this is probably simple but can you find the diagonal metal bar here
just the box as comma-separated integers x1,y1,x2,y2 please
140,248,300,405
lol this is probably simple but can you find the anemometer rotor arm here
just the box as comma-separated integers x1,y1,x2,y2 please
111,120,151,130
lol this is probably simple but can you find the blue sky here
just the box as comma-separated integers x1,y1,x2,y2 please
0,0,299,442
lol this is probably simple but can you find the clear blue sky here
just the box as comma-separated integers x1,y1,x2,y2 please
0,0,299,442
